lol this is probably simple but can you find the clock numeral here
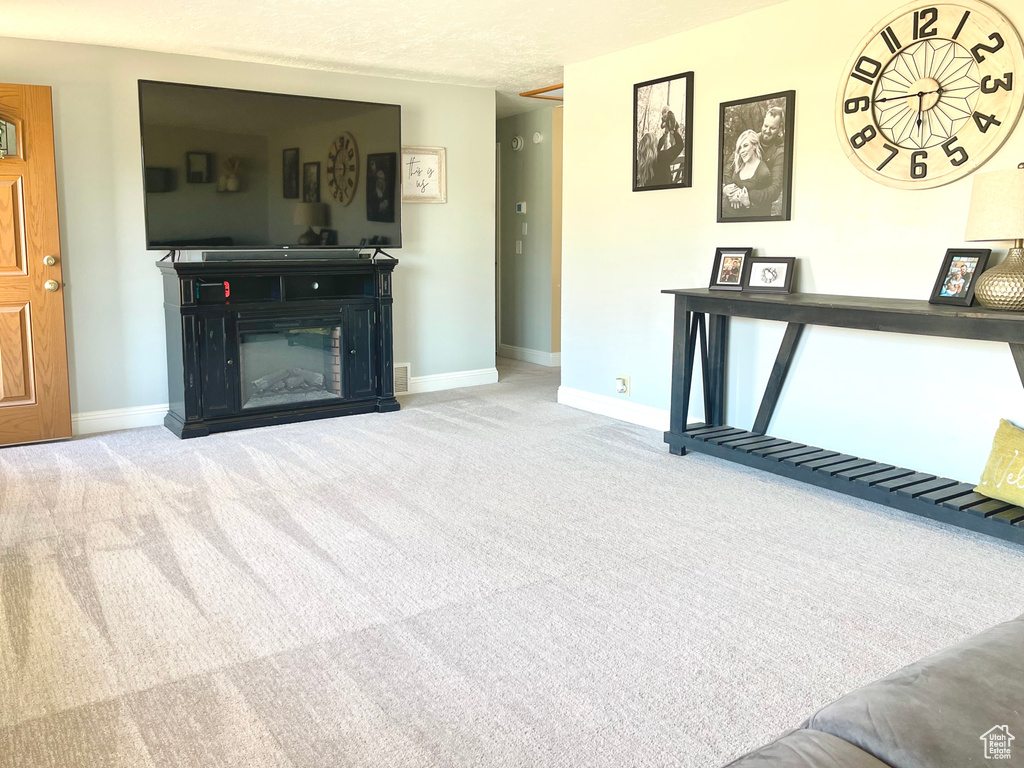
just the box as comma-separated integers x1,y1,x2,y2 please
849,125,877,150
347,177,354,188
971,33,1004,63
850,56,881,85
981,73,1014,93
876,143,900,171
880,25,902,54
845,96,870,114
910,150,928,179
972,111,1002,133
941,136,969,167
347,148,355,160
913,8,938,40
952,10,970,40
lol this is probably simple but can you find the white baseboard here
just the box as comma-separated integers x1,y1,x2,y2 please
498,343,560,367
71,367,500,433
72,404,168,436
408,367,499,394
557,386,669,431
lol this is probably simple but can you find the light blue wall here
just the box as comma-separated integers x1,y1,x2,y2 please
497,109,553,355
0,37,496,414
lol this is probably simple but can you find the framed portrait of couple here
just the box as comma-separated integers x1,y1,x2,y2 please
717,90,795,223
632,71,694,191
928,248,991,306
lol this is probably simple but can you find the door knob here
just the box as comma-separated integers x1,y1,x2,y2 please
350,350,356,355
43,255,56,266
44,279,60,292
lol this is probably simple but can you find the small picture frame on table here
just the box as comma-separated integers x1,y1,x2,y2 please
710,247,752,291
743,256,796,293
928,248,991,306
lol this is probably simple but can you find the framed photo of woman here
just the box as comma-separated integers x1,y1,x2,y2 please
633,71,694,191
717,90,795,223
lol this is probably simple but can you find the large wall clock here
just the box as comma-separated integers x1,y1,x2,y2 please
837,0,1024,189
327,132,359,205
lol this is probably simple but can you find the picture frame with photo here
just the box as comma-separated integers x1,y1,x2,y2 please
633,71,694,191
282,148,299,199
709,247,752,291
928,248,991,306
717,90,795,223
743,257,796,293
302,161,321,203
186,151,213,184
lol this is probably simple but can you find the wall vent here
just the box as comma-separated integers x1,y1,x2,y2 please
394,363,410,394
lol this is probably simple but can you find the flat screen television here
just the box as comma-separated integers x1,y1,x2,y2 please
138,80,402,251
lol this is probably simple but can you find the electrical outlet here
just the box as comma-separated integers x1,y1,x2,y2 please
615,376,630,396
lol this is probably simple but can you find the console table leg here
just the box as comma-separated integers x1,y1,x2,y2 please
1010,343,1024,391
669,296,694,437
707,314,728,426
697,313,711,424
752,322,805,435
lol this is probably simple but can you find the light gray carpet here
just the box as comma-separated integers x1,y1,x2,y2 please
1,357,1023,767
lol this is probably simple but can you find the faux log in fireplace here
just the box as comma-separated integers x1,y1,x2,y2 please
158,257,398,438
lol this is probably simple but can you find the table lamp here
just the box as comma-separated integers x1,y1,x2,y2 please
293,202,327,245
966,162,1024,310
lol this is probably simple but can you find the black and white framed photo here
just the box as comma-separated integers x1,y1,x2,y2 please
366,152,397,223
633,71,694,191
929,248,991,306
743,257,796,293
282,148,299,199
302,161,321,203
186,152,213,184
709,247,752,291
717,90,795,223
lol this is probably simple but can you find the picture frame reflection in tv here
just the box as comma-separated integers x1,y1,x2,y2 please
282,147,299,199
302,161,321,203
367,152,397,223
186,152,212,184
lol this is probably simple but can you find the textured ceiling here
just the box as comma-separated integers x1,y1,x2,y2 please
0,0,786,116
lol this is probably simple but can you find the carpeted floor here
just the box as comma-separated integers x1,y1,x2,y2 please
1,357,1023,767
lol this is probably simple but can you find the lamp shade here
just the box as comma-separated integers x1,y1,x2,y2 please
293,202,327,228
965,164,1024,242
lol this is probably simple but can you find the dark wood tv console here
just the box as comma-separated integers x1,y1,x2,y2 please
159,257,398,438
662,288,1024,546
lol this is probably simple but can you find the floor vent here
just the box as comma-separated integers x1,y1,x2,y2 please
394,363,410,394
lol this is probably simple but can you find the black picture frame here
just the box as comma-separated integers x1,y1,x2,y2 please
710,247,752,291
282,148,299,199
928,248,991,306
302,161,321,203
717,90,795,223
185,152,213,184
319,228,338,246
633,71,694,191
743,257,797,293
366,152,397,223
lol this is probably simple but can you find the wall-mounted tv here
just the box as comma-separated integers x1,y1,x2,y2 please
138,80,402,251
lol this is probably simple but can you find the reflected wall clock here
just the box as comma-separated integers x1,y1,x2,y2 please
837,0,1024,188
327,132,359,205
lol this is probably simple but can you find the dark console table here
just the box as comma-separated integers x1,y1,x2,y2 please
159,257,398,438
662,288,1024,546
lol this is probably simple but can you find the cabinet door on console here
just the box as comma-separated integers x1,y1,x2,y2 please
345,305,377,400
199,312,237,418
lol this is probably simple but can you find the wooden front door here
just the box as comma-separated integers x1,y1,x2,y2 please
0,84,71,445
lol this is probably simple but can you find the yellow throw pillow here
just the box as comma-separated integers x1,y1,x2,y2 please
975,419,1024,507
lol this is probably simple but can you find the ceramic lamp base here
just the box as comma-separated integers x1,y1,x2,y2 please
975,242,1024,311
297,227,319,246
